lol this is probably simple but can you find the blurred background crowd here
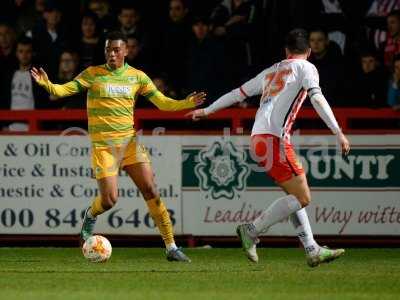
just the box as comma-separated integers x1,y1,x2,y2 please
1,0,400,113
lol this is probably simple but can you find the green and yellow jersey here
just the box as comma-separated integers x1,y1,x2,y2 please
38,63,196,147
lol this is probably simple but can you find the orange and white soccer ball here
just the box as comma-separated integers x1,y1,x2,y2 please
82,235,112,263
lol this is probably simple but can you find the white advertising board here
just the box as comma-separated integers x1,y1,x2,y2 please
181,135,400,236
0,136,182,234
1,135,399,236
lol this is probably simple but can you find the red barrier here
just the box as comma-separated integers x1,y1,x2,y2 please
0,108,399,134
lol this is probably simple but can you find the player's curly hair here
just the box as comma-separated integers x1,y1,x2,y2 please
106,31,127,43
285,28,309,54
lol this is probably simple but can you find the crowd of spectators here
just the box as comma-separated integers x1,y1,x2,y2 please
1,0,400,128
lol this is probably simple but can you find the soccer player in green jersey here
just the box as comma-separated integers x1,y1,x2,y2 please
31,31,206,262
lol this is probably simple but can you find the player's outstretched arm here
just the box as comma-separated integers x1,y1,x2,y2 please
147,90,206,111
140,72,205,111
309,90,350,155
186,88,246,121
186,70,264,121
30,67,81,98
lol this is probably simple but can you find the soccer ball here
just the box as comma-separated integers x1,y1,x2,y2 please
82,235,112,263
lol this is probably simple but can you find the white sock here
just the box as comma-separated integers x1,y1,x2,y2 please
290,208,319,255
253,194,302,234
166,243,178,251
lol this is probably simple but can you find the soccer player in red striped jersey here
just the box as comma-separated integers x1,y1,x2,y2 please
187,29,350,267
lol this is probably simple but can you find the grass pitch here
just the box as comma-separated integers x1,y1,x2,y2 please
0,248,399,300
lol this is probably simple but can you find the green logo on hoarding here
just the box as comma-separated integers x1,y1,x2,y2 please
183,146,400,189
194,141,250,199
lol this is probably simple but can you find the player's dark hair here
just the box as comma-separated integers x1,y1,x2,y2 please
285,28,309,54
106,31,127,43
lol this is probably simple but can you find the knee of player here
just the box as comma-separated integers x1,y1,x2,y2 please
297,193,311,207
